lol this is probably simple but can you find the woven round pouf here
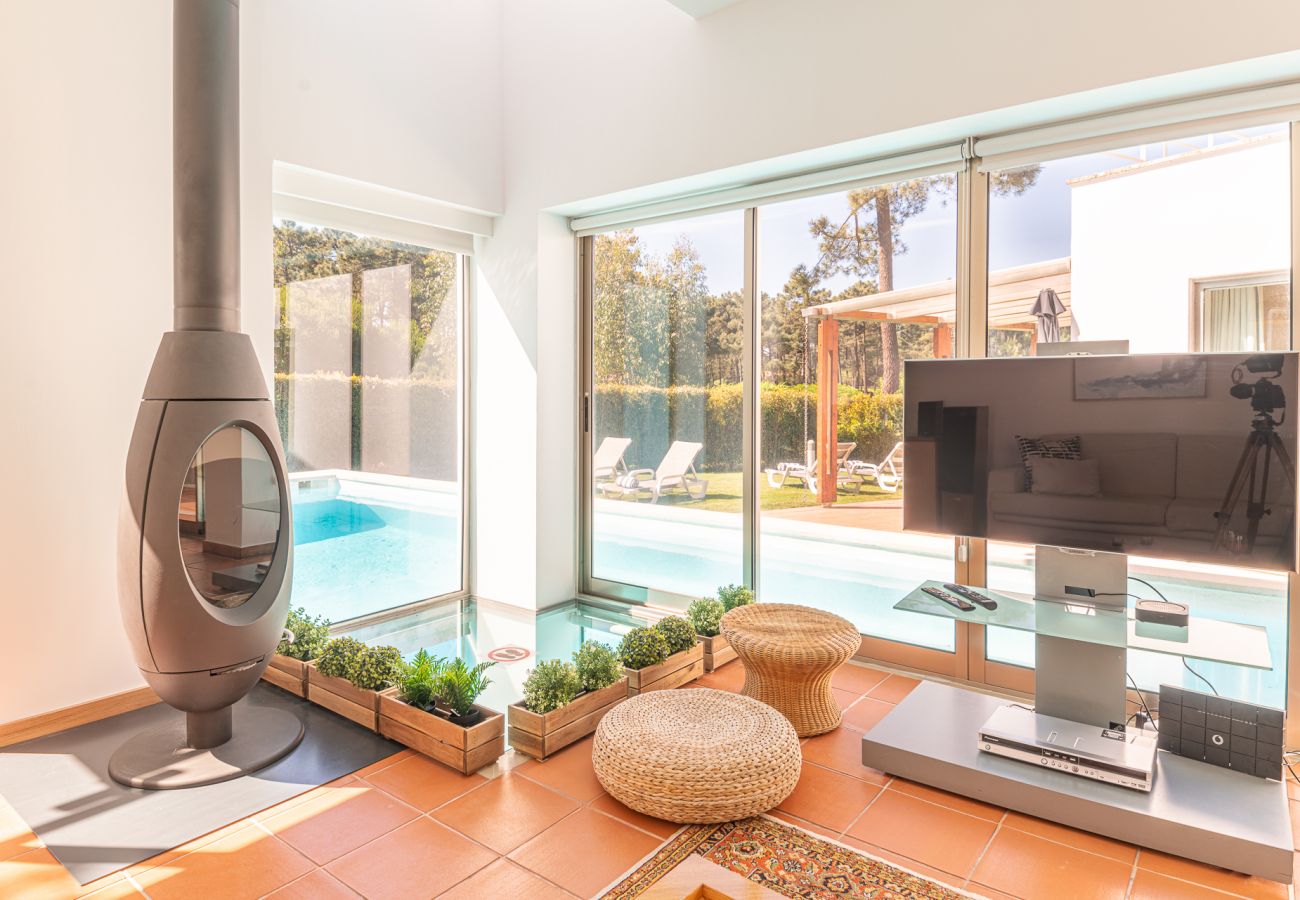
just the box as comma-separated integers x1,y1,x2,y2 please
592,688,800,824
721,603,860,737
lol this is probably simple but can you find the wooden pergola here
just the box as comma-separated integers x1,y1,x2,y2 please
800,258,1072,504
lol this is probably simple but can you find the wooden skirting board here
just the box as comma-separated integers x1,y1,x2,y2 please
0,686,160,749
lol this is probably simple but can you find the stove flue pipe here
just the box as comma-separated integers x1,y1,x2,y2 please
173,0,240,333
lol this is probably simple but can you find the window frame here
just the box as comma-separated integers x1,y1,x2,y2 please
272,218,474,630
574,113,1300,733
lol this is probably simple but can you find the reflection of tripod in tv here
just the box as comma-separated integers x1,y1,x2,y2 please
1213,411,1297,556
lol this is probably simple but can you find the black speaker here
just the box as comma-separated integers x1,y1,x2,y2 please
938,406,988,536
916,401,943,439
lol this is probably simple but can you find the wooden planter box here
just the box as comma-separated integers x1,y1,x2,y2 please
262,653,311,697
378,690,505,775
699,634,736,672
307,663,381,731
624,642,704,695
507,677,629,760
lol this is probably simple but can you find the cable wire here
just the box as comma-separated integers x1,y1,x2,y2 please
1127,576,1219,696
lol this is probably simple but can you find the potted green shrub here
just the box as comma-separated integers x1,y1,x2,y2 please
265,607,331,696
717,584,755,611
620,618,703,696
688,597,736,672
508,642,629,760
378,654,504,774
307,637,404,731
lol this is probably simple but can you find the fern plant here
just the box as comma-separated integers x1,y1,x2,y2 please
438,658,496,719
278,607,332,661
573,641,620,692
399,649,447,710
522,660,581,714
618,626,670,670
653,616,697,654
717,584,755,611
687,598,724,637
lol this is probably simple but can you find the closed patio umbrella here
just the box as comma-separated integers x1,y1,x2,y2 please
1032,287,1069,343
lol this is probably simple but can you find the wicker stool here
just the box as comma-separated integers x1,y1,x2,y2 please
720,603,860,737
592,688,800,824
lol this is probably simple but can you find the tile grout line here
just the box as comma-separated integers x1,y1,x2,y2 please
963,810,1007,892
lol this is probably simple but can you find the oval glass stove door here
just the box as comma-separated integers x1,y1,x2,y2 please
179,425,282,609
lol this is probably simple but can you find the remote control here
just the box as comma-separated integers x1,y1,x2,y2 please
944,583,998,611
922,585,975,612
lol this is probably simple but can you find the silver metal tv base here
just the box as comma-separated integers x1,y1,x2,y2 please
861,681,1293,883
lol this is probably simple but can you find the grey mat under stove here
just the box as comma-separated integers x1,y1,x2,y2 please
0,683,400,884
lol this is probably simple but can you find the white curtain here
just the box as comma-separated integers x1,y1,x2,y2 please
1204,285,1262,352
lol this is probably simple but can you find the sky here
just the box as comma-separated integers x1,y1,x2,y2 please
626,126,1285,302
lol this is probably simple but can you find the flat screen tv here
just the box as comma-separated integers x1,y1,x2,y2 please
903,352,1299,572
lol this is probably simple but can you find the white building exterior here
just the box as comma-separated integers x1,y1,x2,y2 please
1068,134,1291,353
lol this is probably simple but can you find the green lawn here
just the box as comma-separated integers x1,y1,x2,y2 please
603,470,902,513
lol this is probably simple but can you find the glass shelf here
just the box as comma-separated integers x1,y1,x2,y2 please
896,581,1272,671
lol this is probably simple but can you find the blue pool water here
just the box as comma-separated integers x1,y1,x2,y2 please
291,497,460,624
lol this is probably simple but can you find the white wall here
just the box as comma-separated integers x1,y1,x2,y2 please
488,0,1300,610
0,0,502,724
7,0,1300,722
1070,140,1292,352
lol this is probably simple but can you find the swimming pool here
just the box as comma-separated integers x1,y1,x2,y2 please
290,479,1289,708
290,474,461,623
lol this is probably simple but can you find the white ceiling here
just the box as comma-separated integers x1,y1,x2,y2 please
661,0,748,18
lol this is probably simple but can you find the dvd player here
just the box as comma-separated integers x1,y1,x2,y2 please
978,704,1157,792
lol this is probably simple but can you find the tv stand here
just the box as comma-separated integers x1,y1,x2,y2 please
863,545,1290,881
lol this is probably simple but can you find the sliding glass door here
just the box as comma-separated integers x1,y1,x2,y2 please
755,179,961,660
585,212,746,603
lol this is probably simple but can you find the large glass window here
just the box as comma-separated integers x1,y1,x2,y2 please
755,177,959,648
982,124,1292,704
274,220,466,622
588,211,745,598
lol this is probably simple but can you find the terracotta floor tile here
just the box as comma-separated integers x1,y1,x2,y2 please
264,867,361,899
971,827,1132,900
327,817,496,900
0,801,41,862
867,673,921,703
589,792,681,839
76,880,145,899
509,807,661,898
515,737,605,802
437,858,576,899
363,752,488,811
799,727,890,784
839,834,972,889
1138,849,1287,899
432,771,579,854
697,662,746,693
253,775,361,823
775,761,882,832
261,780,419,864
767,810,842,841
846,790,996,879
1002,811,1136,864
1130,869,1240,899
832,663,889,695
832,687,860,710
132,823,313,900
350,749,413,780
839,697,895,734
0,847,110,900
887,778,1004,822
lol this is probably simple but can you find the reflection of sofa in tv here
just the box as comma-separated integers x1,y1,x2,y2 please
987,433,1295,546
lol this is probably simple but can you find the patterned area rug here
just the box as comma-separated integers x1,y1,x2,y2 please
600,815,976,899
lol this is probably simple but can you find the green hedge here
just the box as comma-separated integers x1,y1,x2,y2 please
274,373,458,480
594,382,901,473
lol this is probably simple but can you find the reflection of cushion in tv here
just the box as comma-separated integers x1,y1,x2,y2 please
1166,499,1293,537
991,491,1169,526
1029,457,1101,496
